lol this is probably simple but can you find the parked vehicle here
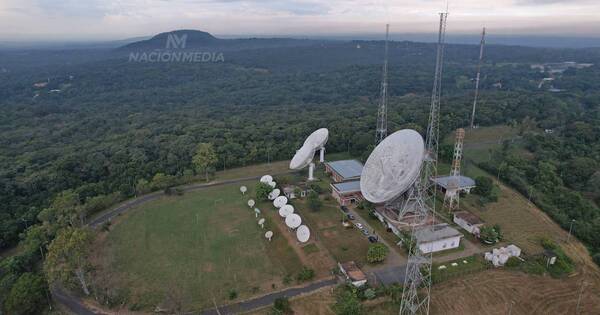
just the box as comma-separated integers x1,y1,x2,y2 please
368,236,378,243
340,205,349,213
347,213,355,220
362,229,370,236
355,222,364,229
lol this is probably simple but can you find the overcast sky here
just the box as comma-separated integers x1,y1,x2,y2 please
1,0,599,41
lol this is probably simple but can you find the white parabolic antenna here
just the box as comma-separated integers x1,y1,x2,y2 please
285,213,302,229
289,145,314,170
360,129,425,203
240,186,247,194
258,218,265,225
265,231,273,240
281,204,294,216
273,196,288,208
296,225,310,243
303,128,329,150
269,181,276,188
260,175,273,184
247,199,255,208
268,189,280,200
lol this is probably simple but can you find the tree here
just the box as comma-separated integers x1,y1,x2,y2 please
44,228,93,295
37,190,83,230
307,191,322,211
367,243,389,264
479,225,500,244
333,287,363,315
135,178,151,195
192,143,218,181
272,297,292,314
473,176,494,198
256,182,272,201
3,272,47,315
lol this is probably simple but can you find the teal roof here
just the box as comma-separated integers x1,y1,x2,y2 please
327,159,363,180
332,180,361,193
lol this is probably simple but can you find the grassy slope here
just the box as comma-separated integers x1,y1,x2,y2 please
95,180,302,311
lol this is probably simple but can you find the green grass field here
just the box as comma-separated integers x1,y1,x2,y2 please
97,180,302,311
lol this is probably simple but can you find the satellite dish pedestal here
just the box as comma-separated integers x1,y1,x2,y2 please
319,147,325,163
308,163,315,181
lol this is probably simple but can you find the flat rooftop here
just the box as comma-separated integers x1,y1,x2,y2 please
332,180,361,193
454,211,484,225
432,175,476,190
326,159,363,180
415,224,463,243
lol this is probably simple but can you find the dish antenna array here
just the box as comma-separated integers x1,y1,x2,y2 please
470,27,486,129
399,12,448,315
444,128,465,211
376,24,390,144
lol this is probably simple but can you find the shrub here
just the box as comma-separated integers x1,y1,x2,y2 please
273,297,292,314
367,243,389,264
333,286,363,315
474,176,494,197
101,221,111,232
363,288,376,300
505,256,521,268
296,267,315,282
228,289,238,300
283,274,292,285
256,182,272,201
309,183,323,194
307,192,322,211
593,253,600,267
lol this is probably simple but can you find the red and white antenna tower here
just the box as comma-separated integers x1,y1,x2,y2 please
376,24,390,144
470,27,486,129
444,128,465,211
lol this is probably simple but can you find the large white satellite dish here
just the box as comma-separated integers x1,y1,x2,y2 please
260,175,273,184
285,213,302,229
268,189,281,200
360,129,425,204
281,204,294,216
265,231,273,241
273,196,288,208
289,145,314,170
303,128,329,150
296,225,310,243
268,181,276,188
247,199,255,208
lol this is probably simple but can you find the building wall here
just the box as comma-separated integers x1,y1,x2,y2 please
453,217,482,235
418,236,462,254
331,189,363,206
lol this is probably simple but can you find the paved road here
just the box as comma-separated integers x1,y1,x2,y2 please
199,278,338,315
52,286,100,315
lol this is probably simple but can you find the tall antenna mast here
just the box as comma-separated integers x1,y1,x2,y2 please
376,24,390,144
400,11,448,315
470,27,486,129
444,128,465,211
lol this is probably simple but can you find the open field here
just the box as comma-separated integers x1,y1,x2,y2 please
92,180,303,311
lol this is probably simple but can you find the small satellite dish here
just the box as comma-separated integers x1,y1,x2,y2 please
258,218,265,229
254,208,261,218
285,213,302,229
296,225,310,243
247,199,255,208
271,189,281,198
240,186,247,195
273,196,288,208
360,129,425,203
265,231,273,241
289,145,314,170
303,128,329,150
260,175,273,184
269,181,276,188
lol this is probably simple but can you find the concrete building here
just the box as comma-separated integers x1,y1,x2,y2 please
325,160,363,183
338,261,367,287
431,175,476,194
453,211,485,235
415,224,463,254
331,181,363,206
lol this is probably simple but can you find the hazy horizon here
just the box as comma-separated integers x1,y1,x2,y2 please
1,0,600,42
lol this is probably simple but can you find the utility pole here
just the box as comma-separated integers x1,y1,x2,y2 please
567,219,576,242
576,280,586,314
470,27,486,129
376,24,390,144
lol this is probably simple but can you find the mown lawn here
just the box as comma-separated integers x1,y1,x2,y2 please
97,180,303,311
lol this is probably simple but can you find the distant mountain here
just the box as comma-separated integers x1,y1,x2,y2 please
119,29,326,52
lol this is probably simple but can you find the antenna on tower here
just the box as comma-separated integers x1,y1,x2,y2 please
470,27,486,129
400,11,448,315
444,128,465,211
376,24,390,144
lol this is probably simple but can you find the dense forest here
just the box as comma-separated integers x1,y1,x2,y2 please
0,30,599,313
